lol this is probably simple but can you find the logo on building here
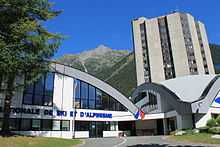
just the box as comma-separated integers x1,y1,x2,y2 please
214,97,220,104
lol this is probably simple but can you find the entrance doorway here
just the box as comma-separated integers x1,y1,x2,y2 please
89,122,103,138
156,119,164,135
118,121,136,136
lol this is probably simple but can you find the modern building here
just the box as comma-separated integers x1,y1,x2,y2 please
131,75,220,135
0,63,139,139
132,12,215,86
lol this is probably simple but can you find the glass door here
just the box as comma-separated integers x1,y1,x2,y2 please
89,122,96,138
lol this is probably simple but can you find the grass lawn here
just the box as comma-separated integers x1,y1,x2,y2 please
169,133,220,145
0,136,82,147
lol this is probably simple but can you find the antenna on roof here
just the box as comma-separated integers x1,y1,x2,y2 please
171,5,179,13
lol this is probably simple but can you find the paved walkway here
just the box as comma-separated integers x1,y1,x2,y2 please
80,136,218,147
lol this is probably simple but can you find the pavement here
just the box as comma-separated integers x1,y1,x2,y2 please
79,136,218,147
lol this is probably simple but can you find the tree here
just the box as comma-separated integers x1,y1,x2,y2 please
0,0,62,134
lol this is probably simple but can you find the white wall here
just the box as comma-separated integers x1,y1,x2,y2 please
195,112,211,128
75,131,89,138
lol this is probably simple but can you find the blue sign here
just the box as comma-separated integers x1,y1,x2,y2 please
4,106,113,119
216,64,220,70
80,112,112,118
215,97,220,104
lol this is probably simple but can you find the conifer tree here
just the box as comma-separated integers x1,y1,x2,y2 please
0,0,62,133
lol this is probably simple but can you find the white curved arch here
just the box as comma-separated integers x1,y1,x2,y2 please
160,75,216,102
50,62,138,115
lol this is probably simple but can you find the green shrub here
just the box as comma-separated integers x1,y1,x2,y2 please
183,129,194,134
207,118,217,127
208,127,220,134
198,126,209,133
216,116,220,126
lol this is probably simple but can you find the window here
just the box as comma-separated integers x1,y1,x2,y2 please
32,119,41,131
61,120,70,131
103,122,110,131
147,92,158,111
75,98,80,109
74,79,81,108
21,119,31,131
9,118,20,131
110,122,117,131
81,82,88,99
75,80,81,99
81,99,88,109
52,120,61,131
23,93,33,105
44,73,54,106
96,89,102,110
88,85,95,109
73,79,127,111
23,73,54,106
81,81,88,109
109,97,116,111
75,121,89,131
42,119,52,131
102,93,109,110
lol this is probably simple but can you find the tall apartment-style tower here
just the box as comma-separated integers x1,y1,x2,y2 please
132,12,215,86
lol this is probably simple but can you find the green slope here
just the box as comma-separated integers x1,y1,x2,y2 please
57,44,220,98
210,44,220,74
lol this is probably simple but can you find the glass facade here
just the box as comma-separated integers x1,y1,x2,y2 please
23,73,55,106
140,23,151,83
73,79,127,111
7,118,70,131
75,121,117,138
180,14,198,75
158,17,176,80
195,22,209,74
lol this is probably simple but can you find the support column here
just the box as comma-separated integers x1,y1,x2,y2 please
163,119,168,135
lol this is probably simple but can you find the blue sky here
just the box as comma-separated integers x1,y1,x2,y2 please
45,0,220,58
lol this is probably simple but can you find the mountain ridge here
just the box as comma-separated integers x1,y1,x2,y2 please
57,44,220,97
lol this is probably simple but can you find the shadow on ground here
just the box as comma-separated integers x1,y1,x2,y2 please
127,144,206,147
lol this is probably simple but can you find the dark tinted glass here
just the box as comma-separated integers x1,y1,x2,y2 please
45,73,54,96
89,99,95,109
81,81,88,99
23,93,33,104
23,73,54,106
42,119,52,131
96,89,102,110
102,93,109,110
34,77,44,95
33,94,43,105
21,119,31,131
75,121,89,131
75,80,80,98
81,99,88,109
89,85,95,100
9,119,20,131
44,95,52,106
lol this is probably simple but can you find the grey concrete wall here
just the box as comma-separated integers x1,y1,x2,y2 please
187,14,205,74
198,22,215,74
146,18,166,83
167,13,190,77
132,18,146,86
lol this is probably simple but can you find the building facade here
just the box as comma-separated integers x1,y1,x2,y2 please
131,75,220,135
0,63,139,139
132,12,215,86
